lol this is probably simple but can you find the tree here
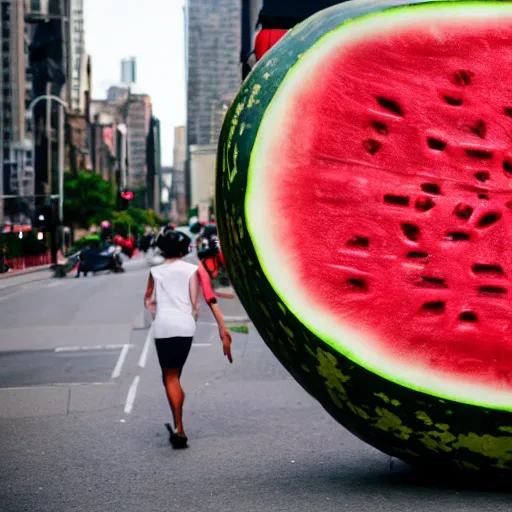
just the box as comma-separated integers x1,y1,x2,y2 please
111,208,165,239
64,171,116,228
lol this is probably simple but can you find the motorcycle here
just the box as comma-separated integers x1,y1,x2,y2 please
51,251,80,278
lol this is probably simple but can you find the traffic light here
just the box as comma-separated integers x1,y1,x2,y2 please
120,190,134,210
33,199,57,232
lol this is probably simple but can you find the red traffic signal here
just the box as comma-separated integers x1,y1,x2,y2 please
121,191,134,201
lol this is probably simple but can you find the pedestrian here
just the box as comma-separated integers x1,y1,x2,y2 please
143,230,233,449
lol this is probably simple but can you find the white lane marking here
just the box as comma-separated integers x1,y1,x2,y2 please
111,344,130,379
41,282,59,288
0,382,109,390
224,316,250,322
124,375,140,414
55,344,130,352
193,343,212,347
138,324,153,368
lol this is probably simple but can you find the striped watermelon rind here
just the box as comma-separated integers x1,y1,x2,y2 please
216,0,512,474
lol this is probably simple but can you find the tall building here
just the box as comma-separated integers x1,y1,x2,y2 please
184,0,241,210
171,126,187,222
125,92,151,189
1,0,33,225
69,0,86,112
121,56,136,86
160,166,172,219
185,0,241,147
106,85,129,104
146,115,161,213
27,1,68,206
173,125,186,172
89,97,123,184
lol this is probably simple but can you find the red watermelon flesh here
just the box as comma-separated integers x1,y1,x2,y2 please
246,9,512,404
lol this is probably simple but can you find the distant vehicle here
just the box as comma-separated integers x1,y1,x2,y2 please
75,245,124,278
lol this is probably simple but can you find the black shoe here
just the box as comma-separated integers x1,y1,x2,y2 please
165,423,188,449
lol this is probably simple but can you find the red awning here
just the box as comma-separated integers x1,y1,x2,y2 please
3,224,33,233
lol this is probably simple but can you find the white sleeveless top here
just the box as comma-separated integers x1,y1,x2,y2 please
150,260,198,339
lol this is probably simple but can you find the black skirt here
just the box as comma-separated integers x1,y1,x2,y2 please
154,336,193,369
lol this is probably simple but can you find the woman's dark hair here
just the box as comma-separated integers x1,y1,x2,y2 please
157,231,191,259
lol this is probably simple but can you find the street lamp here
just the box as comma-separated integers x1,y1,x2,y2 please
27,94,68,224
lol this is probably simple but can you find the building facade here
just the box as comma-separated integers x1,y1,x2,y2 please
1,0,34,225
68,0,86,112
173,125,186,173
121,56,136,86
125,92,151,189
171,126,187,222
146,115,161,213
184,0,241,209
172,167,187,223
160,166,187,224
185,0,241,147
89,98,122,185
160,166,172,219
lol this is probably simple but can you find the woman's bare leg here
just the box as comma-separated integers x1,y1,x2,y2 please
162,367,186,436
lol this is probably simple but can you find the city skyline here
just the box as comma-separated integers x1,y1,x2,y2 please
84,0,186,167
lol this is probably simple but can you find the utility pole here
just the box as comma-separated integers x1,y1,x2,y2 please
28,95,68,264
46,82,52,197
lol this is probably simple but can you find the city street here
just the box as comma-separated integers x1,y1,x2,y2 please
0,257,511,512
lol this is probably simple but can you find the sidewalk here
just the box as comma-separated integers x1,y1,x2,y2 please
0,265,52,291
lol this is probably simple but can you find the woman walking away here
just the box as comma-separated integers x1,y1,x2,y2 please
143,230,232,449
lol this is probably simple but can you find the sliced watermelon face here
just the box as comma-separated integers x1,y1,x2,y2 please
217,0,512,474
248,2,512,409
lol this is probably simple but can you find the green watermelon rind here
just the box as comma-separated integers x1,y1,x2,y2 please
216,0,512,473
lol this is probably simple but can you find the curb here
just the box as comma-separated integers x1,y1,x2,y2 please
0,264,52,281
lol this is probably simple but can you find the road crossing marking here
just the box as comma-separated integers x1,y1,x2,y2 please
138,324,153,368
111,344,130,379
124,375,140,414
55,344,131,352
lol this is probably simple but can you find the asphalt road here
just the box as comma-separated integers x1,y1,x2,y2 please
0,256,511,511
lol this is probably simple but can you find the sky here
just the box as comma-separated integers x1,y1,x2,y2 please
84,0,186,166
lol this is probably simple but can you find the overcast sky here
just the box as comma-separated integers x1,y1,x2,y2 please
84,0,186,166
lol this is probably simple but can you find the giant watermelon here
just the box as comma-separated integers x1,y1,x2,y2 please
216,0,512,474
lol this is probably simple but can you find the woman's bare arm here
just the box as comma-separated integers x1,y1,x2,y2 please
189,271,200,320
144,273,156,317
197,262,233,363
